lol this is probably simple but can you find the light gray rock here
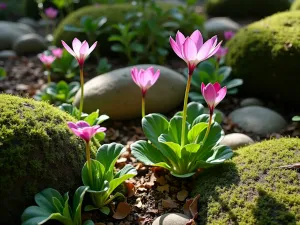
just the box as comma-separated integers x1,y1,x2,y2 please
220,133,254,150
152,213,190,225
13,33,47,55
18,17,39,30
0,21,35,50
204,17,240,39
73,65,186,120
229,106,287,135
240,98,263,107
0,50,17,59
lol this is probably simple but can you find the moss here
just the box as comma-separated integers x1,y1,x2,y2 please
291,0,300,10
53,3,195,54
225,11,300,102
192,138,300,225
0,94,93,225
205,0,290,18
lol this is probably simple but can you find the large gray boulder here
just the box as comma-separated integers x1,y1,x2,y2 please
73,65,186,120
13,33,47,55
0,22,35,50
229,106,287,135
204,17,240,39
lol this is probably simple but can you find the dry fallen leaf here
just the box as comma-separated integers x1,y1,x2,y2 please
162,199,178,209
155,176,167,185
177,190,189,201
135,197,143,208
144,173,156,188
157,184,169,193
183,194,200,219
279,163,300,169
124,181,135,197
112,202,131,220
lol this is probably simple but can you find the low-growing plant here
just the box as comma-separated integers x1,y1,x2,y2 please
34,81,80,106
96,58,112,74
292,116,300,121
0,67,6,80
21,186,93,225
185,58,243,103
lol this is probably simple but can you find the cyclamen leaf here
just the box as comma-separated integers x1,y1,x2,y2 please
168,116,188,145
159,137,182,158
183,143,201,153
170,171,196,178
105,174,136,199
84,111,99,125
72,186,90,224
174,102,205,125
115,164,137,179
34,188,64,213
83,220,95,225
188,122,208,143
100,206,110,215
206,145,233,164
82,159,106,191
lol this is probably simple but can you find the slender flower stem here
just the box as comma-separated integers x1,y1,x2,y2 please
142,95,145,118
85,141,93,186
202,111,213,146
79,67,84,119
181,74,192,147
47,69,51,84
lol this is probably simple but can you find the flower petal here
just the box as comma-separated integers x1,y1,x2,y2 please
170,37,183,59
67,122,77,129
213,82,221,92
72,38,82,57
196,37,215,61
76,121,90,128
183,37,197,61
176,31,186,45
61,40,75,57
190,30,203,51
86,41,97,57
203,83,216,107
215,86,227,106
207,41,223,58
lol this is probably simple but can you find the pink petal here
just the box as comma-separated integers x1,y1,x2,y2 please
196,37,215,61
190,30,203,51
151,69,160,86
131,67,139,86
203,83,216,107
67,122,77,129
61,40,75,57
86,41,97,56
215,86,227,106
80,41,89,55
170,37,183,59
72,38,82,56
176,31,186,45
96,127,106,132
201,82,206,95
207,41,223,58
183,37,197,61
76,121,90,128
213,83,221,92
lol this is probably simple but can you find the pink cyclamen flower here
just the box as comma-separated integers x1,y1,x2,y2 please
201,82,227,114
170,30,222,74
52,48,63,58
39,53,56,68
44,7,58,19
61,38,97,68
131,67,160,96
215,46,228,61
0,2,6,9
224,31,235,41
67,121,106,143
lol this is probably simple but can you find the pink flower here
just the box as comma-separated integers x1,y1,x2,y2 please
224,31,235,41
61,38,97,68
201,83,227,114
67,121,106,143
170,30,222,74
131,67,160,96
39,53,56,68
52,48,63,58
0,2,7,9
44,7,58,19
215,46,228,61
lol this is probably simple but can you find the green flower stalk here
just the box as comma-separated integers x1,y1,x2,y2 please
62,38,97,118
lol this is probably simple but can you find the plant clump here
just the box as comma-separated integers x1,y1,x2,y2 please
192,138,300,225
291,0,300,10
205,0,290,18
0,94,90,225
225,11,300,102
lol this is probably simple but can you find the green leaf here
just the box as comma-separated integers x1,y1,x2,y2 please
52,197,64,214
114,164,137,179
84,111,99,125
83,220,95,225
175,102,205,125
188,122,208,143
111,44,125,53
100,206,110,215
206,145,233,164
84,205,98,211
82,159,107,191
0,67,6,80
183,143,201,153
95,114,109,124
170,171,195,178
225,79,243,89
158,134,182,158
189,92,205,103
35,189,64,213
59,103,80,119
168,116,188,145
292,116,300,121
96,143,126,178
64,25,84,32
72,186,89,225
131,140,169,168
93,132,106,143
218,66,232,81
106,173,136,198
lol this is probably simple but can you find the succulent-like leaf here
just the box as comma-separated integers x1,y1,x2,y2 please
72,186,89,225
188,122,207,144
175,102,205,125
82,159,106,191
114,164,137,179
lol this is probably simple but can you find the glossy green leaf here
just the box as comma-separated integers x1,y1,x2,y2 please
59,103,80,119
206,145,233,164
83,220,95,225
72,186,89,225
218,66,232,80
188,122,208,143
35,188,64,212
115,164,137,179
170,171,195,178
183,143,201,153
96,143,126,177
158,134,182,158
84,111,99,126
100,206,110,215
292,116,300,121
175,102,205,125
0,67,6,80
189,92,204,103
225,79,243,89
168,116,188,145
82,159,106,191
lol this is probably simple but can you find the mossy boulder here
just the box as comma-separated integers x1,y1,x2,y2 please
0,94,90,225
192,138,300,224
291,0,300,10
225,11,300,102
205,0,290,18
53,3,196,55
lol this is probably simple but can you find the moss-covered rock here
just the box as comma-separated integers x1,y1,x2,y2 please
205,0,290,18
53,3,195,54
291,0,300,10
192,138,300,225
225,11,300,102
0,94,89,224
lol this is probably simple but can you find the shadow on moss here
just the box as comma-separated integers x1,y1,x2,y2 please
253,189,296,225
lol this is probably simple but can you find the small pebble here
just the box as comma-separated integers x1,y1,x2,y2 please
152,213,190,225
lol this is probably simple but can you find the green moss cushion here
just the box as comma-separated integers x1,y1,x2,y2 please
0,94,88,225
192,138,300,225
53,3,195,54
205,0,290,18
291,0,300,10
225,11,300,102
